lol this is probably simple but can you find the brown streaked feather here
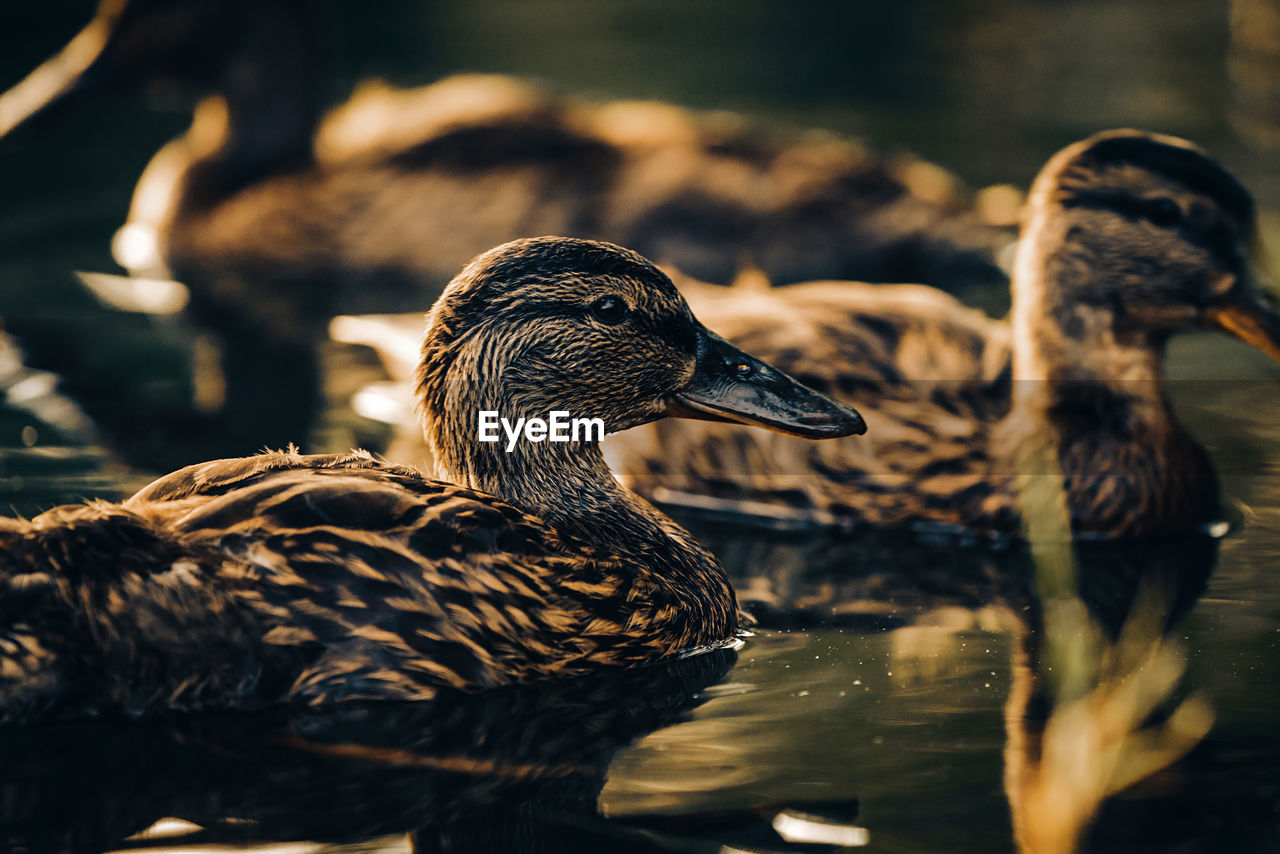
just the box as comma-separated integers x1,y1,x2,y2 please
0,452,727,723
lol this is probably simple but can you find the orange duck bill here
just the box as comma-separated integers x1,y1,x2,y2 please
666,329,866,439
1203,272,1280,362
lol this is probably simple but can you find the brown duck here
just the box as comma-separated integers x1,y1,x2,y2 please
3,0,1010,339
609,130,1280,540
0,237,864,723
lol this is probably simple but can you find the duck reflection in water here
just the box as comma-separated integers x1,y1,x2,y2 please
0,651,866,853
669,500,1249,853
0,652,755,853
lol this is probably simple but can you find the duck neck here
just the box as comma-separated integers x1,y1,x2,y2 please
1005,208,1215,533
418,347,726,577
445,415,657,549
1011,210,1168,402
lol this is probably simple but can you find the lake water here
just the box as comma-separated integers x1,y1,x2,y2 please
1,1,1278,851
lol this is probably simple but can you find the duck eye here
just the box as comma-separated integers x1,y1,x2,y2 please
590,295,630,325
1146,197,1183,228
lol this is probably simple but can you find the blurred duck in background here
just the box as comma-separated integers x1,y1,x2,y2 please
608,130,1280,540
3,0,1014,346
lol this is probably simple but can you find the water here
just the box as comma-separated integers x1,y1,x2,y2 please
2,1,1279,851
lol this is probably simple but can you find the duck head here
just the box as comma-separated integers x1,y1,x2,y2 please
1014,129,1280,373
415,237,864,509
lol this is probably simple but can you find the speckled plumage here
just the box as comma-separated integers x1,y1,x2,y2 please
611,131,1279,540
0,238,861,723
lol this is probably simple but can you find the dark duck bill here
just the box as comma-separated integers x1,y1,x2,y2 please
667,329,866,439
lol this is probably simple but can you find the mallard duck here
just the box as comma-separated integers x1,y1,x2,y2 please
0,237,864,723
4,0,1011,342
608,130,1280,540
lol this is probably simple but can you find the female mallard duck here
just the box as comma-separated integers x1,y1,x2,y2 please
0,237,864,723
4,0,1010,339
608,130,1280,540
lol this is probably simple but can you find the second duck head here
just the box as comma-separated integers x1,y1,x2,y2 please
1013,129,1279,386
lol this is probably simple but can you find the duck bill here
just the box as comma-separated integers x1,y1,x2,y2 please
1203,280,1280,362
0,6,122,138
666,330,866,439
